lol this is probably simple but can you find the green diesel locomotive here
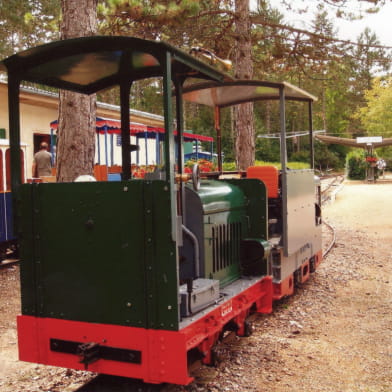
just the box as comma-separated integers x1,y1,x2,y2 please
1,36,321,385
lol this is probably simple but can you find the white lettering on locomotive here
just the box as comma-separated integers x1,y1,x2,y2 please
221,301,233,317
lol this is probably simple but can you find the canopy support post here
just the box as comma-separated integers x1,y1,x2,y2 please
162,51,178,243
97,131,100,164
279,86,289,257
174,77,185,222
120,81,132,180
8,75,21,190
214,106,222,173
104,126,108,168
308,101,314,170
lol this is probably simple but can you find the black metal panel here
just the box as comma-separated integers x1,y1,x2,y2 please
180,187,205,280
50,339,142,365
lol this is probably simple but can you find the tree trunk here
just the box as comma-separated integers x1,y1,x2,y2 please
234,0,254,171
56,0,97,182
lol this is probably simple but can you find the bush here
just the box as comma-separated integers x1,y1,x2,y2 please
290,150,310,163
222,161,237,171
346,151,367,180
314,142,342,171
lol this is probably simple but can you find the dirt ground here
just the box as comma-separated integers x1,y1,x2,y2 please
0,180,391,392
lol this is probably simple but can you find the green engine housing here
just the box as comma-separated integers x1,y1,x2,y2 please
181,179,269,286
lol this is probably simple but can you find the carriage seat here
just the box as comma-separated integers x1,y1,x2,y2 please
247,165,279,198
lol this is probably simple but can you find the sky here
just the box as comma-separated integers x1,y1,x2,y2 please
333,2,392,47
251,1,392,48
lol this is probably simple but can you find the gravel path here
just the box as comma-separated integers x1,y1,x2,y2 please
0,180,391,392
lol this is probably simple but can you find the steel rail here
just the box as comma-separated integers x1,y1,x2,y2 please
320,174,342,258
322,220,336,258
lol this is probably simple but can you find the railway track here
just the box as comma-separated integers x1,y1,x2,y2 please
322,220,336,258
320,174,345,204
320,174,343,257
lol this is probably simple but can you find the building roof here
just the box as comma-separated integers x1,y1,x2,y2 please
0,80,164,128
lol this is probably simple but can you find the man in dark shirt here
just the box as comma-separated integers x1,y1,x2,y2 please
32,142,52,178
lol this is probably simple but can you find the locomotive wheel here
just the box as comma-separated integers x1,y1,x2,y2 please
244,321,253,337
192,163,200,191
210,346,224,366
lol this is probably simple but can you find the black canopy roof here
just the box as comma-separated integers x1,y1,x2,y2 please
0,36,227,94
182,80,317,107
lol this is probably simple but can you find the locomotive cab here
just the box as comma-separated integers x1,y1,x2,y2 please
182,81,323,300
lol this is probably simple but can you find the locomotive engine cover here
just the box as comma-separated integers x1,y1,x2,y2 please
181,179,269,288
182,179,248,287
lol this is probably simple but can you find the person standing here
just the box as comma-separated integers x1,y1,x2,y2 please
377,158,386,179
32,142,52,178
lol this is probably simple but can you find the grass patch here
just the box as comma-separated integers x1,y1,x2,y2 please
222,161,310,171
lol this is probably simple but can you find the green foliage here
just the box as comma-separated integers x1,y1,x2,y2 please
314,141,343,171
256,137,280,162
0,0,60,58
346,150,367,180
290,150,309,163
355,77,392,137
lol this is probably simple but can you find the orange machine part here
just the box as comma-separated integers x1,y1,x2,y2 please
246,166,279,198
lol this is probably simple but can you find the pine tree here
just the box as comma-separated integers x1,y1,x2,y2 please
233,0,255,170
56,0,97,182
